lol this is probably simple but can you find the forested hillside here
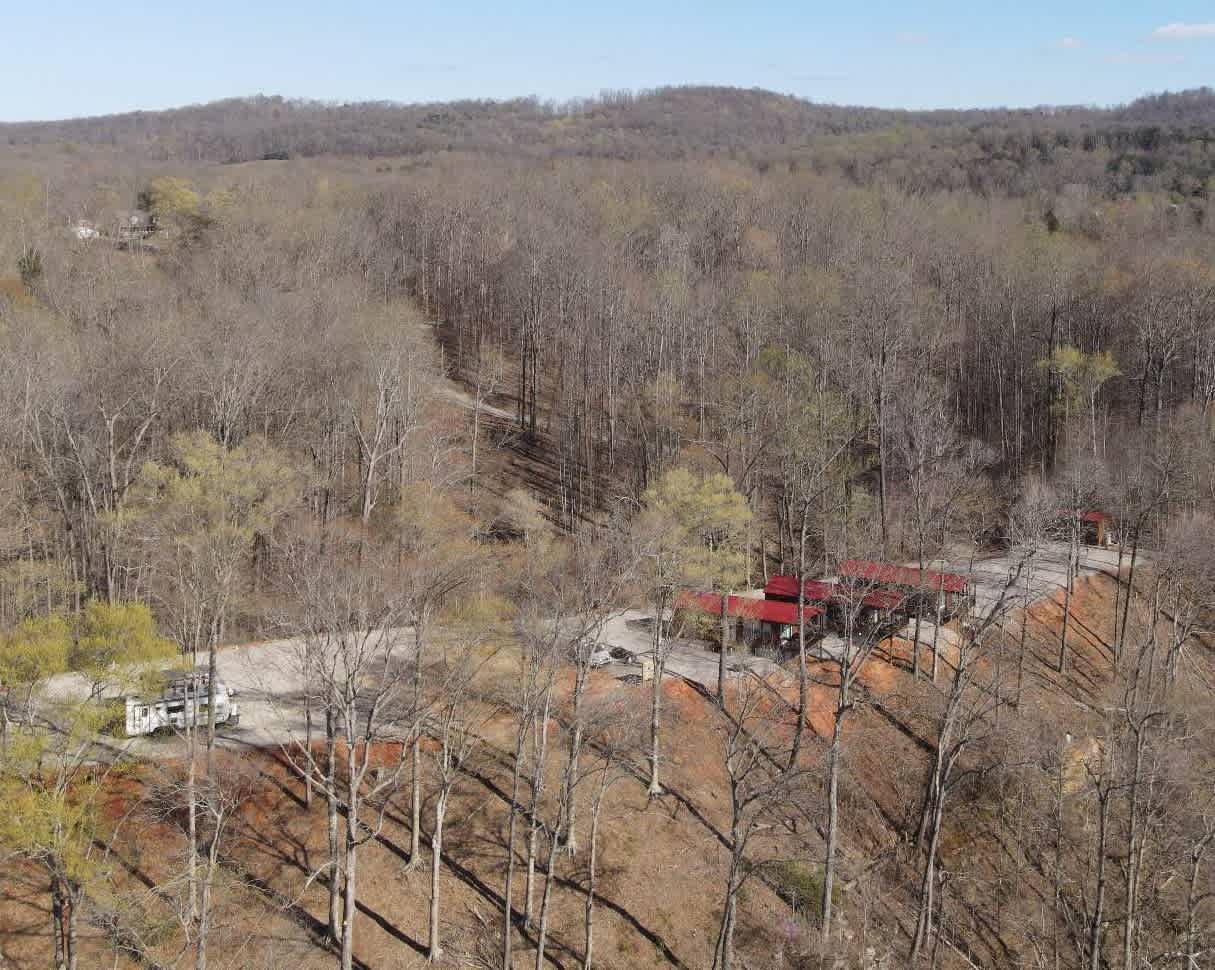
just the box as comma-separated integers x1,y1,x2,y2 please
4,85,1215,198
1,86,1214,970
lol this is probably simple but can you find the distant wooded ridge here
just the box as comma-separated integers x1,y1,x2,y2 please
3,86,1214,173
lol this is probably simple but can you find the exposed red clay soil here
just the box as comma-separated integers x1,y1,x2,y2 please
5,572,1204,970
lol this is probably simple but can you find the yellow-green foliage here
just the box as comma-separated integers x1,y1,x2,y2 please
0,615,70,688
122,432,300,648
0,783,98,880
640,466,751,594
1038,345,1120,414
96,698,127,738
147,175,201,221
71,600,176,696
1,601,174,702
129,430,301,543
0,701,107,889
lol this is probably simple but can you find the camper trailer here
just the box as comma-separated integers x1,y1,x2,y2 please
124,673,240,737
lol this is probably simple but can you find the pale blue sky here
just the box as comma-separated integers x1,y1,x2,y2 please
2,1,1214,121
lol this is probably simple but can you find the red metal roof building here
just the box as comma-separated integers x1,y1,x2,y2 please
852,587,906,611
763,576,838,603
763,576,905,612
836,560,969,595
1055,509,1115,546
674,590,824,652
676,591,823,626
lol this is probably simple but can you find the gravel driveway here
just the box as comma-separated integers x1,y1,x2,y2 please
41,628,415,754
38,542,1133,754
926,541,1126,620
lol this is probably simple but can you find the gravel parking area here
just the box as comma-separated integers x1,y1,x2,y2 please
925,541,1125,620
595,541,1133,686
40,542,1133,752
42,628,415,753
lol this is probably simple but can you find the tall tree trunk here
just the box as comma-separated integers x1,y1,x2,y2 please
471,372,482,491
65,883,78,970
931,590,942,683
524,691,552,927
820,700,845,943
1088,787,1110,970
187,719,199,925
326,706,341,942
1053,754,1064,970
409,622,427,868
409,735,422,865
789,508,810,772
503,711,528,970
1122,725,1149,970
877,361,888,552
1112,526,1124,648
713,849,742,970
717,591,730,702
341,799,358,970
52,874,65,970
913,660,967,962
649,590,666,796
561,665,588,855
1119,525,1141,652
303,690,313,809
1017,565,1031,705
533,786,568,970
428,788,447,961
206,633,219,769
911,794,945,962
196,839,217,970
582,769,610,970
914,543,927,680
1185,836,1210,970
1058,537,1074,673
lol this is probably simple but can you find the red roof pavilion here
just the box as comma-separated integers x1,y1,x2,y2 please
676,591,823,626
763,576,906,612
836,559,969,594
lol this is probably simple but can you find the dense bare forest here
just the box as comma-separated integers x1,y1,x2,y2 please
1,85,1215,970
5,85,1215,197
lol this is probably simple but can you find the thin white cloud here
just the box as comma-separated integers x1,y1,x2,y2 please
1105,51,1187,65
1058,36,1083,49
1153,22,1215,38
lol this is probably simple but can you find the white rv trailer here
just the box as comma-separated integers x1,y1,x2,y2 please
124,673,240,737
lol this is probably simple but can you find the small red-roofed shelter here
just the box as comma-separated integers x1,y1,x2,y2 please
763,575,909,629
1055,509,1115,547
836,559,972,614
836,560,968,594
763,576,839,604
674,590,823,651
